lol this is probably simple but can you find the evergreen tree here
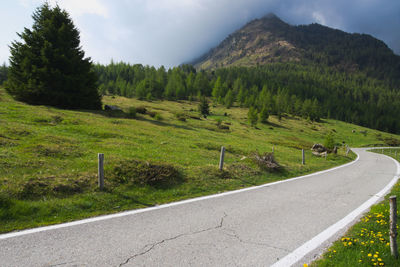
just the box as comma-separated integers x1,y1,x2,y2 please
0,63,7,84
198,96,210,117
5,3,101,109
248,107,258,127
259,107,269,123
224,89,235,108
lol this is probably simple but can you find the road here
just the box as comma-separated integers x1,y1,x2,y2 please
0,148,399,266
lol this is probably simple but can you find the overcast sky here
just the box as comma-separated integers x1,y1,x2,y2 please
1,0,399,67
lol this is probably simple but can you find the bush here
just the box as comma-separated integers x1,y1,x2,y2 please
111,160,182,187
136,106,147,114
155,113,163,121
175,112,188,122
147,111,157,118
128,107,136,118
324,133,335,150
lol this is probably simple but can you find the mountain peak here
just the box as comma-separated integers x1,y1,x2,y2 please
190,14,399,82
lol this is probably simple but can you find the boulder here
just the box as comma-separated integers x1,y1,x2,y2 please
104,105,121,111
311,143,327,153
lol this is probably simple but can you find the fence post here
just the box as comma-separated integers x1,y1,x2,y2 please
219,146,225,170
302,149,305,165
98,153,104,190
390,196,398,258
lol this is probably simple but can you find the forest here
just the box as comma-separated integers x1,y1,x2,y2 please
93,62,400,134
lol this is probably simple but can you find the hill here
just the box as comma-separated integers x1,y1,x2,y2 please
191,14,400,86
1,86,400,232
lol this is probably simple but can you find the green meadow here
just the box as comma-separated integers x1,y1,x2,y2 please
0,87,399,233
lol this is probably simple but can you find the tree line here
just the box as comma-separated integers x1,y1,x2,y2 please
94,62,400,133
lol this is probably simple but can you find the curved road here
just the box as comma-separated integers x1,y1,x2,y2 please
0,148,399,266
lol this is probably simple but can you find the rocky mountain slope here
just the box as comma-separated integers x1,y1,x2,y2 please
191,13,400,85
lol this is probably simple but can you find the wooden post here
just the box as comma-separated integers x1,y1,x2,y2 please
219,146,225,170
98,153,104,190
302,149,305,165
346,147,349,156
390,196,398,258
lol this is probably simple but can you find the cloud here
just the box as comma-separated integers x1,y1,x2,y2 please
3,0,400,67
49,0,109,18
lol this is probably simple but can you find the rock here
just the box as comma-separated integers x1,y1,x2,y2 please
311,143,327,153
104,105,121,111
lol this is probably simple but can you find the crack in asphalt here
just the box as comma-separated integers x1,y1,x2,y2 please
48,261,76,267
221,229,291,253
118,213,227,266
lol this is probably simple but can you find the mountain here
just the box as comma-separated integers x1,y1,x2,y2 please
191,13,400,85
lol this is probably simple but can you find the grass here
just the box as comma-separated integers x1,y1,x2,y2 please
311,148,400,267
1,86,399,233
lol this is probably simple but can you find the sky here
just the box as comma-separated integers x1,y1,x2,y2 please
1,0,399,68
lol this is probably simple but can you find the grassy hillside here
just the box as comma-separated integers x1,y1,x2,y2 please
1,87,399,233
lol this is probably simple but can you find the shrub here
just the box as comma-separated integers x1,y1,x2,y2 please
324,133,335,150
175,112,188,122
147,111,157,118
111,160,182,187
136,106,147,114
155,113,163,121
128,107,136,118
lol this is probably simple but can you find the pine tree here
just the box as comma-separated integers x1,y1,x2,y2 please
259,107,269,123
5,3,101,109
224,90,235,108
248,107,258,127
0,63,7,84
198,96,210,118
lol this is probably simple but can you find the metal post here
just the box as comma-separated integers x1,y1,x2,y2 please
219,146,225,170
390,196,398,258
302,149,305,165
98,153,104,190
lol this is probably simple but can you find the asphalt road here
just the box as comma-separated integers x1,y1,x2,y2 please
0,148,398,267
